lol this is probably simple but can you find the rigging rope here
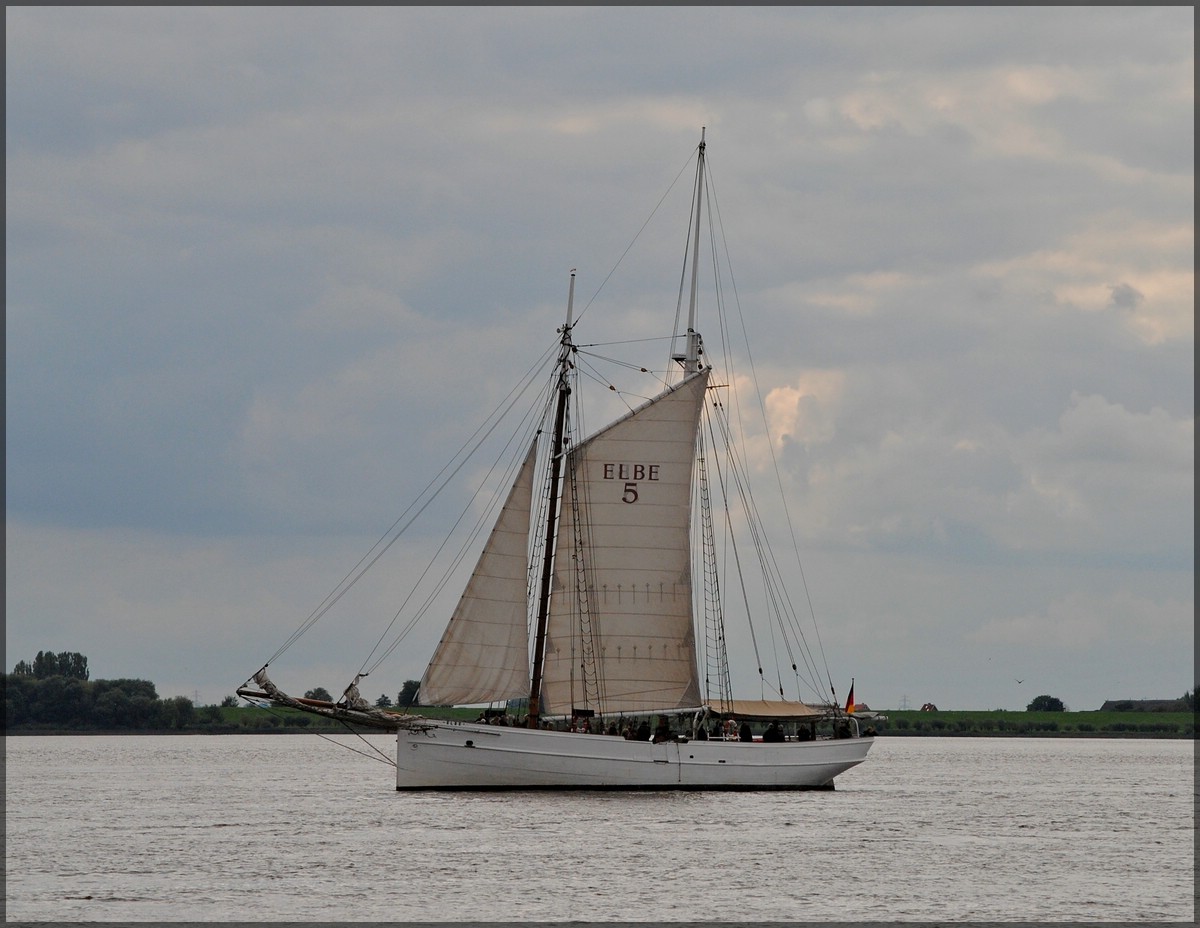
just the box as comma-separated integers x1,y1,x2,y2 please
359,385,552,678
251,703,397,767
357,357,560,677
253,136,842,713
574,149,697,328
255,339,559,675
704,157,837,704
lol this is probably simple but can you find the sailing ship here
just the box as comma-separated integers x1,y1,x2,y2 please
239,131,873,789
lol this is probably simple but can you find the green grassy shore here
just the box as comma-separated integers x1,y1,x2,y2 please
866,708,1194,738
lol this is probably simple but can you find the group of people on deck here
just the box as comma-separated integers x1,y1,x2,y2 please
475,710,845,741
638,715,824,743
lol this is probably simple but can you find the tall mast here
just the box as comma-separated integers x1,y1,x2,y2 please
684,128,706,374
527,270,575,728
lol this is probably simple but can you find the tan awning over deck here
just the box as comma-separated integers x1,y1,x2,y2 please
705,699,827,720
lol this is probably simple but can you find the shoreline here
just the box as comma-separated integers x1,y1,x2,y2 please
5,728,1193,739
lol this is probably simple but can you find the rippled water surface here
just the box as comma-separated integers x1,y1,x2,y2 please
5,734,1194,921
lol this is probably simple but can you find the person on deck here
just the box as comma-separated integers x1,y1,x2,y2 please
738,721,753,742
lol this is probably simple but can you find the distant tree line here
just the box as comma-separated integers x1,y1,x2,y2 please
6,671,196,730
5,651,424,732
13,650,90,681
878,705,1194,738
7,649,213,730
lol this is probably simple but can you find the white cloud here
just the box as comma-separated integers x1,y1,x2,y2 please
998,393,1193,554
763,370,847,449
973,215,1194,345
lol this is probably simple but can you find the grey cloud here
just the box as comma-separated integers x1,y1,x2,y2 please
1108,282,1143,311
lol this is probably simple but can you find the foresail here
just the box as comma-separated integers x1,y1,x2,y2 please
541,370,710,715
419,441,537,705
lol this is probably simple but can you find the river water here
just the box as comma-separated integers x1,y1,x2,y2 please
4,734,1194,921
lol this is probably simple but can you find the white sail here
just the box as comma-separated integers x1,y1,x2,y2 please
418,441,537,705
541,370,710,715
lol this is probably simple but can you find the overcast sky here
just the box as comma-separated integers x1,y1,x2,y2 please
6,6,1193,712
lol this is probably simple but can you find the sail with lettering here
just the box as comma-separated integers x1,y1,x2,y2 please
541,370,709,716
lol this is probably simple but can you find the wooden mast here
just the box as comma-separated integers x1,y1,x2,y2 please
672,129,707,374
527,270,575,728
684,128,706,373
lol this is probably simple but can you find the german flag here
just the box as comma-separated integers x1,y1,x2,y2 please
845,679,855,714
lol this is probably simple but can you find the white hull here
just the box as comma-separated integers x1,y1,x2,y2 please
395,720,872,790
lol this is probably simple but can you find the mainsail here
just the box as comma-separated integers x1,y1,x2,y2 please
418,441,537,705
540,370,710,715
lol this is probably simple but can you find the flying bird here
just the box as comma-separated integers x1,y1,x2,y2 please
1015,679,1024,684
